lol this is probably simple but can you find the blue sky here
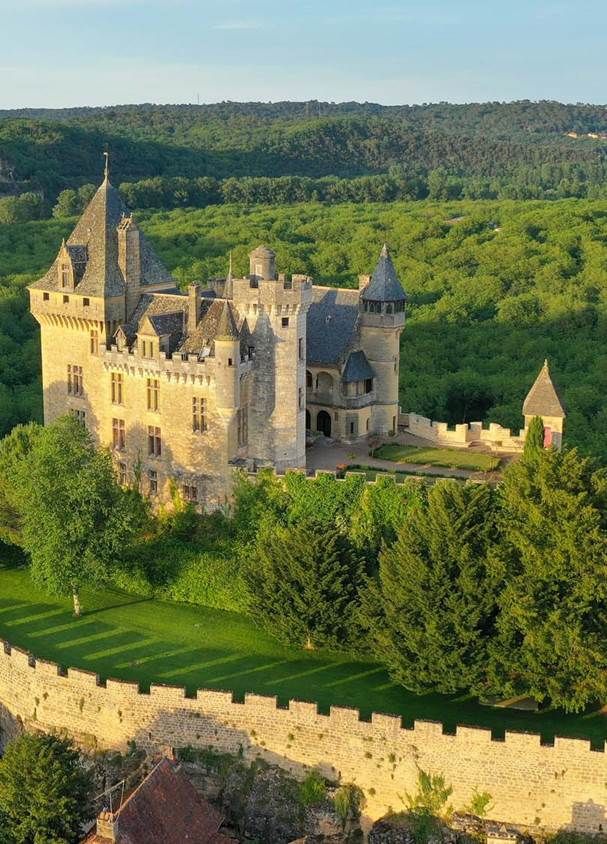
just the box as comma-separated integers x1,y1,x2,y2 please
1,0,606,108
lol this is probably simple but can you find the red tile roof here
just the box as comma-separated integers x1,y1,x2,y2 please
84,758,235,844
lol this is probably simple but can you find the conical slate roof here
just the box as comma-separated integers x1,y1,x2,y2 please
361,244,406,302
215,300,240,340
523,360,566,418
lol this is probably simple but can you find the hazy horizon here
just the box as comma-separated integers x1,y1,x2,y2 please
2,0,607,110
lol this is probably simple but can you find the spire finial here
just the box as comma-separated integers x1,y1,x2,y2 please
380,243,389,258
543,358,549,369
228,250,233,279
103,150,109,182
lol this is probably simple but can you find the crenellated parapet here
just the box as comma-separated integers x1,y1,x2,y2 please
0,638,605,832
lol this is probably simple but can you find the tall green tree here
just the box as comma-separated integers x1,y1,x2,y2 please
0,422,42,546
366,481,500,694
13,416,149,615
0,732,93,844
245,520,363,649
489,447,607,712
523,415,545,456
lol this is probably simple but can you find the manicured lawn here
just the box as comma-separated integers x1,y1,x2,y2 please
373,444,500,472
1,561,606,745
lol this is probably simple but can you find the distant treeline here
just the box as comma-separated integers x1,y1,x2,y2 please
5,162,607,226
3,100,607,215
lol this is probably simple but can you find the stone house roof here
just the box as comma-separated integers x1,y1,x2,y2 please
361,244,406,302
84,758,235,844
523,360,566,418
342,349,375,382
307,286,360,366
30,176,173,297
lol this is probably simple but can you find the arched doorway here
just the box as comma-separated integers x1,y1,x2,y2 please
305,409,311,430
317,410,331,437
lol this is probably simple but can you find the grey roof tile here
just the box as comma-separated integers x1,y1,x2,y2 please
362,244,406,302
306,286,359,366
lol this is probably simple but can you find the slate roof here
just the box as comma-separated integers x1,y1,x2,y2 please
361,244,406,302
84,758,235,844
306,286,360,366
31,175,173,296
523,360,566,418
342,349,375,383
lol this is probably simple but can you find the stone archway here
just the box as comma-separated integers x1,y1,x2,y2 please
317,410,332,437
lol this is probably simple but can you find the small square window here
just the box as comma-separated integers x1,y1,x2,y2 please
63,295,69,304
83,297,90,307
282,317,289,327
228,358,233,367
43,292,50,301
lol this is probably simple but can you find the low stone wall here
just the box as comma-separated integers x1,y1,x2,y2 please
0,640,605,833
401,413,525,453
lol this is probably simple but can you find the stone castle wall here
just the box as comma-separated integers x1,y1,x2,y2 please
402,412,526,453
1,640,605,833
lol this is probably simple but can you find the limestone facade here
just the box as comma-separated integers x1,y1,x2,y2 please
29,177,406,507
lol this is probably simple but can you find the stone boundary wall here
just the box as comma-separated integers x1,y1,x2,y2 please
401,412,525,453
0,640,605,833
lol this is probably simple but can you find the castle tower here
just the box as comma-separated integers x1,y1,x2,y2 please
522,359,566,448
230,246,313,470
359,245,406,435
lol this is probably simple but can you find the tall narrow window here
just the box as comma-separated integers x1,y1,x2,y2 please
147,378,159,412
61,264,70,288
118,462,127,486
90,329,99,354
147,426,161,457
298,337,304,361
192,397,207,433
237,406,248,447
111,372,124,405
298,387,303,410
140,339,154,358
148,469,158,495
67,364,83,396
112,418,126,451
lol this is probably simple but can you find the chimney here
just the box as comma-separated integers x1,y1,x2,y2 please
96,811,117,842
188,284,201,334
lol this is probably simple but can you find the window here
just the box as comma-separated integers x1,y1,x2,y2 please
70,409,85,425
237,406,248,447
298,387,303,410
306,370,312,388
282,317,289,327
364,378,373,394
228,357,233,367
192,397,207,433
83,298,90,307
147,378,159,412
67,364,83,396
148,469,158,495
63,294,69,304
43,292,50,301
118,462,127,486
111,372,124,405
140,339,154,358
61,264,70,288
298,337,304,360
90,329,99,354
182,484,198,503
112,418,126,451
366,418,370,432
147,426,161,457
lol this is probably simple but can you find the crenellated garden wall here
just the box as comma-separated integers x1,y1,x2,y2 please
0,640,606,833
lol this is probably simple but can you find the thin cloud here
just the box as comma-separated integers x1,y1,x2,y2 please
212,20,266,31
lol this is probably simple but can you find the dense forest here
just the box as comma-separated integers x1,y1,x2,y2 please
3,101,607,217
1,198,606,459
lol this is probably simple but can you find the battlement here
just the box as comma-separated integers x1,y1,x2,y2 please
403,412,526,453
100,344,253,382
0,637,604,832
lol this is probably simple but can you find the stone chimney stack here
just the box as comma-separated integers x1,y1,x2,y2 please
96,811,117,842
188,284,201,334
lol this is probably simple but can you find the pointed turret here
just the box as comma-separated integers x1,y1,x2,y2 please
215,300,240,340
361,244,406,303
523,359,566,448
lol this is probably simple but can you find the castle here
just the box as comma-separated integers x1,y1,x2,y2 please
28,169,406,508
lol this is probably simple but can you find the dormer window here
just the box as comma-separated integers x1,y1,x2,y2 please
60,263,70,288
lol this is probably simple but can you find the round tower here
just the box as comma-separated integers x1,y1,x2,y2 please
359,245,406,436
